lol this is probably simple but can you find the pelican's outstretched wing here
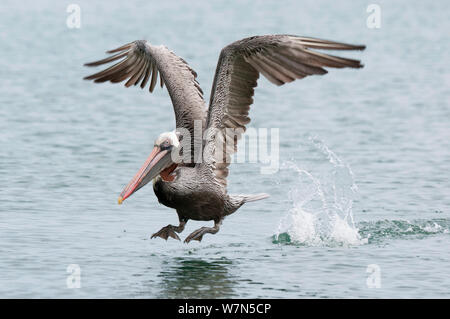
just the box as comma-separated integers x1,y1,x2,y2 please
84,40,207,139
202,35,365,187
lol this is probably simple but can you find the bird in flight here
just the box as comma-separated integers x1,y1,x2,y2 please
84,34,365,243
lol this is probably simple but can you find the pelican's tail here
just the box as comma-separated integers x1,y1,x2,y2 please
241,193,270,202
231,193,270,204
226,193,269,216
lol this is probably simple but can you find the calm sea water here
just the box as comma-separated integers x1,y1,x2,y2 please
1,0,449,298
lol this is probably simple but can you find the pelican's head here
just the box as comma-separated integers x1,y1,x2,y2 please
118,131,180,204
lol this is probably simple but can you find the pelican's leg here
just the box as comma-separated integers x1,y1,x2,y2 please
151,218,187,241
184,219,223,243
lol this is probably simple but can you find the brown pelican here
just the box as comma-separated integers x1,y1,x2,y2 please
84,35,365,243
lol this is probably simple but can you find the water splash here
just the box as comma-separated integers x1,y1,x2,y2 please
274,136,367,247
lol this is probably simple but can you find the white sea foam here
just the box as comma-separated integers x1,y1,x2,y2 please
421,222,442,233
275,137,367,246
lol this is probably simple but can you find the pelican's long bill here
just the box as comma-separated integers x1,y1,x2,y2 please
118,146,173,204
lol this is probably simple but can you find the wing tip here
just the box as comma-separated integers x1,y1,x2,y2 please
106,42,135,54
83,74,97,81
352,60,364,68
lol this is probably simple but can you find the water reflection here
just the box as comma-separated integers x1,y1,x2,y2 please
157,257,237,298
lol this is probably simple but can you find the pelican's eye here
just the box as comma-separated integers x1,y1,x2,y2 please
160,140,171,150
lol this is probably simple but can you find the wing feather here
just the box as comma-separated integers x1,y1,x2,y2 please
84,40,207,154
202,34,365,187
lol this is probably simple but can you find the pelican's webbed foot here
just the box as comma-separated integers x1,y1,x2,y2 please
151,219,186,241
184,220,222,243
